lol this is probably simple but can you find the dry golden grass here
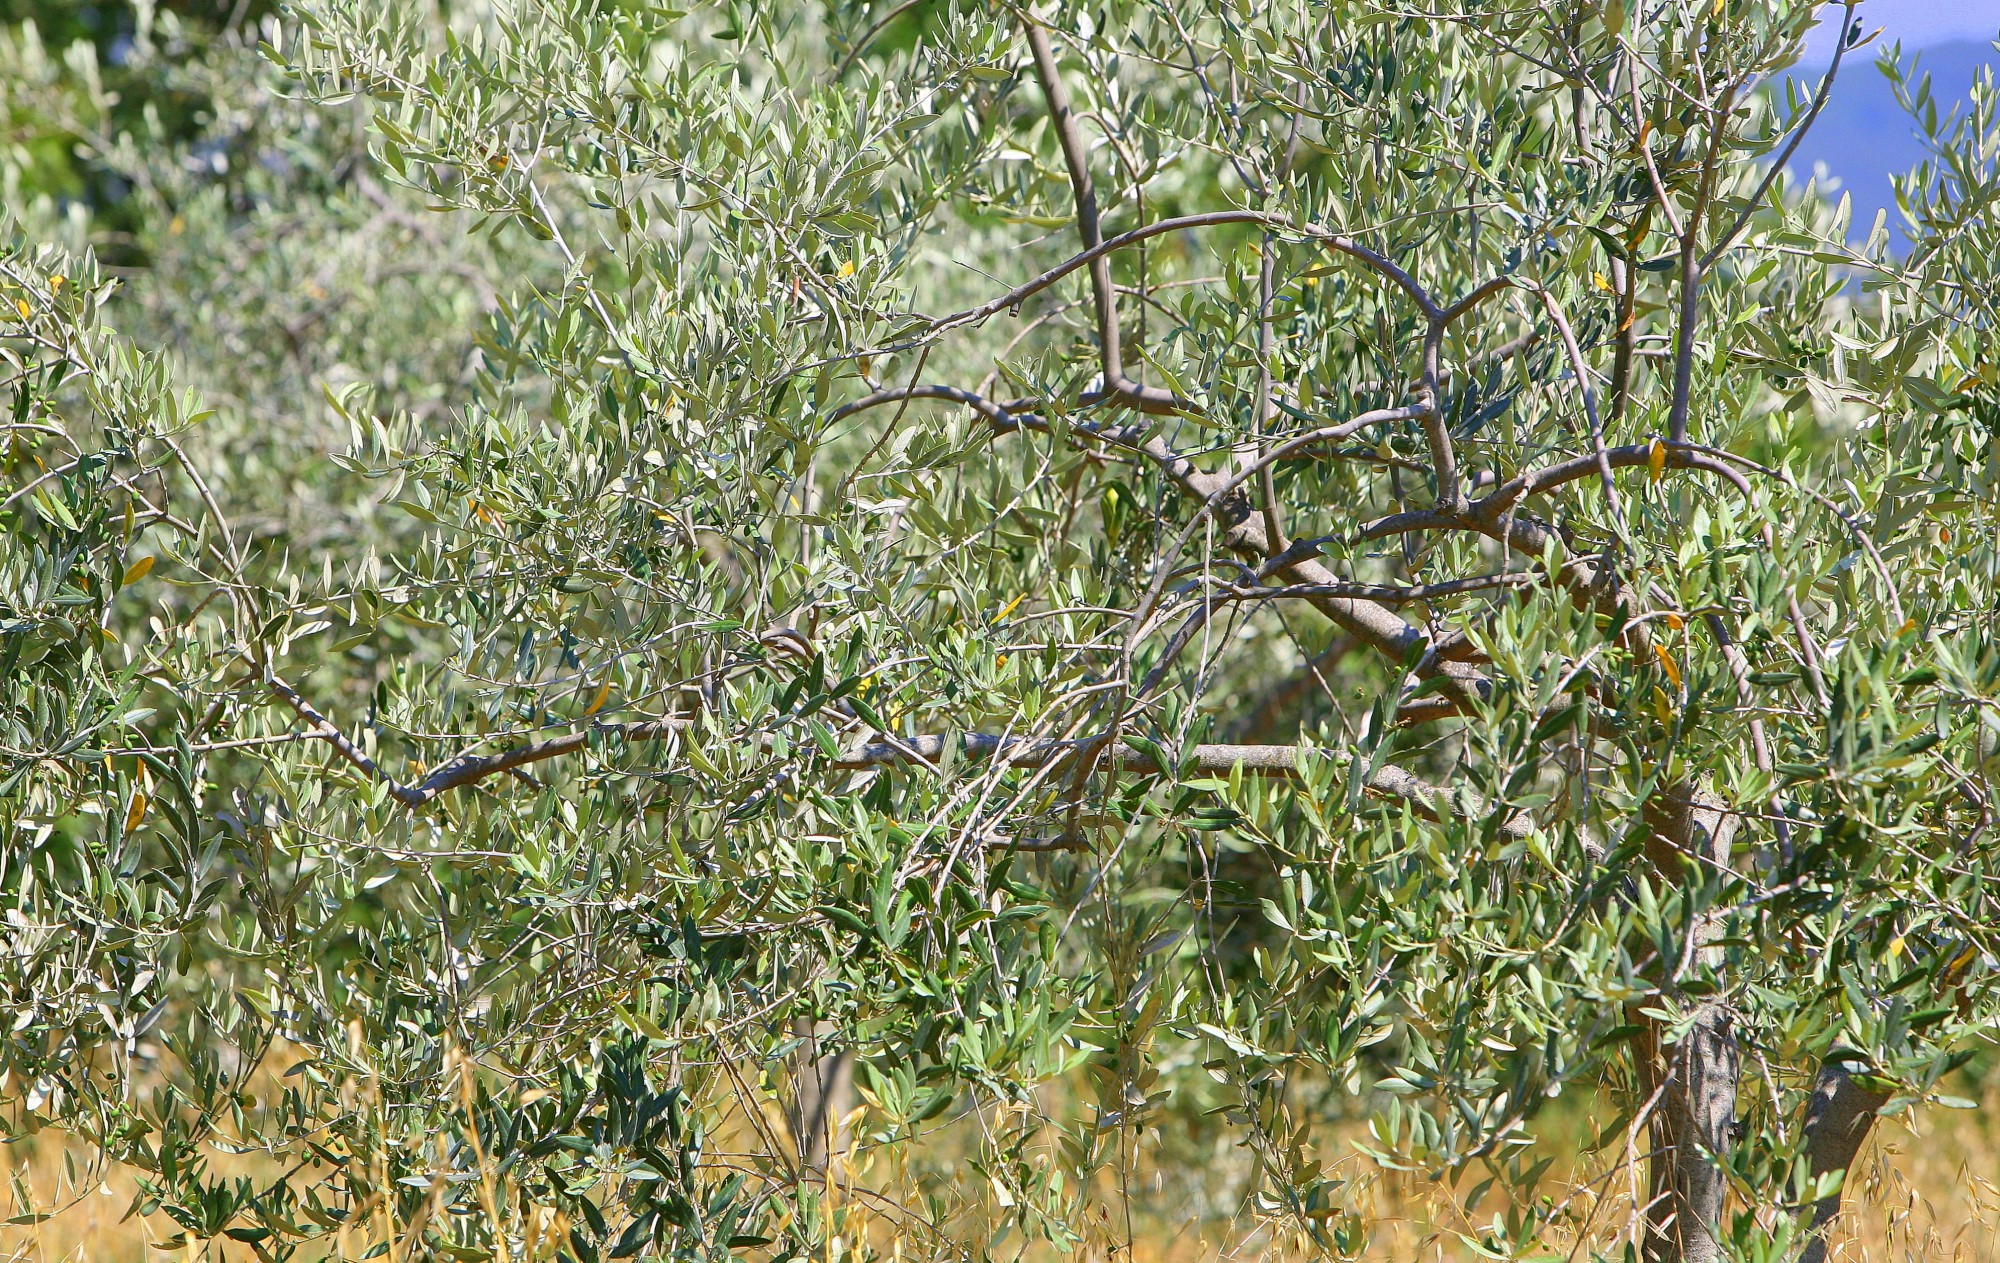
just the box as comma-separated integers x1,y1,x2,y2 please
7,1088,1998,1263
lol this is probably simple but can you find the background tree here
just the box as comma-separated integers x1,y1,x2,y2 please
5,2,2000,1262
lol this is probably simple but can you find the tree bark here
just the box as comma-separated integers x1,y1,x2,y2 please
784,1019,854,1173
1640,785,1743,1263
1793,1062,1888,1263
1645,1001,1740,1263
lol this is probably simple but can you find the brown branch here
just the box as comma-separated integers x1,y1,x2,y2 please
1137,571,1530,700
1793,1061,1889,1263
829,383,1045,433
1124,403,1449,693
1419,322,1463,512
1608,248,1640,425
1476,440,1751,516
399,718,689,804
829,0,929,80
1371,763,1534,839
834,373,1452,710
1022,17,1183,415
1703,0,1861,270
263,669,421,807
266,666,692,810
1198,573,1538,607
1323,237,1441,320
1439,274,1516,326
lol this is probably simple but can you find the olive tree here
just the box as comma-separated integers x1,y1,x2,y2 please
6,2,2000,1261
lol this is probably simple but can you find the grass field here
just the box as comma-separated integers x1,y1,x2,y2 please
7,1081,1999,1263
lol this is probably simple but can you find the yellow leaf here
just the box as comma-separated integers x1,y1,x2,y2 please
1648,437,1666,483
122,555,155,585
583,682,612,716
1898,618,1917,635
837,260,856,278
995,592,1027,623
125,792,148,834
1653,643,1682,688
1593,271,1613,293
48,274,64,292
1664,612,1684,631
168,215,185,235
1888,936,1905,959
13,298,28,320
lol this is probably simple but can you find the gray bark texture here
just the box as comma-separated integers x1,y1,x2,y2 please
1640,785,1743,1263
785,1018,854,1173
1793,1062,1889,1263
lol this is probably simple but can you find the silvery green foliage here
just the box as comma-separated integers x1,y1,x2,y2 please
5,2,2000,1260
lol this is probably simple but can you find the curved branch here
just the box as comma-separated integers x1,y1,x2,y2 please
1439,274,1517,326
824,382,1204,487
1322,237,1441,320
830,380,1455,699
1138,572,1531,697
829,383,1041,433
1022,18,1184,415
1419,322,1463,512
1476,441,1752,516
267,664,698,809
1205,573,1537,605
829,0,929,81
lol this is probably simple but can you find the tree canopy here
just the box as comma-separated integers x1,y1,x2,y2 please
5,2,2000,1261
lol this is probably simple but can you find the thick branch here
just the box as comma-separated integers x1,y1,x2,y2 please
1640,784,1744,1263
1419,322,1463,512
1196,573,1537,606
1138,571,1528,699
264,670,407,800
1477,440,1750,516
1793,1060,1889,1263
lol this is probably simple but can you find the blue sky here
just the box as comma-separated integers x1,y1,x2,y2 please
1802,0,1999,61
1787,0,1998,239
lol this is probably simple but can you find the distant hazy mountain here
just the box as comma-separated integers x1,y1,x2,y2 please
1785,37,1997,239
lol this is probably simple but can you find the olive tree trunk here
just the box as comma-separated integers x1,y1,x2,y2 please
1793,1063,1888,1263
784,1018,854,1174
1640,785,1743,1263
